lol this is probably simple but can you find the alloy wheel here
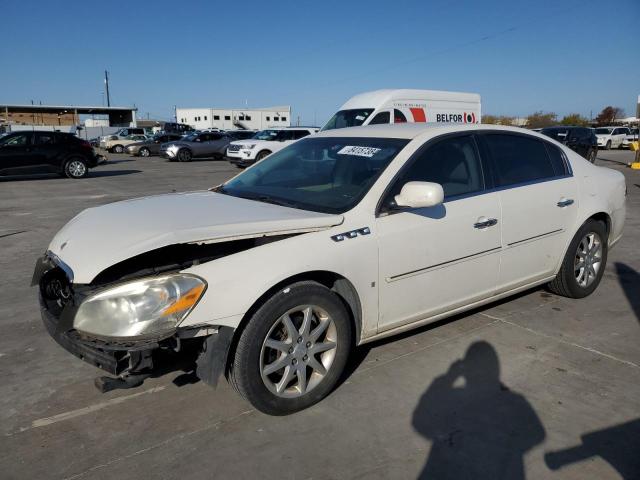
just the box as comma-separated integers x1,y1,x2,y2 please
574,232,602,288
67,160,86,178
140,148,150,157
260,305,338,398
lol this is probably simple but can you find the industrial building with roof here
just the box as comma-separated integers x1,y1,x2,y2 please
176,106,291,131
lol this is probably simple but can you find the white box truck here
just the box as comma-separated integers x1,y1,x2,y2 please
321,89,481,131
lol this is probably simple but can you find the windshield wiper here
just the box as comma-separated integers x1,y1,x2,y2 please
254,195,298,208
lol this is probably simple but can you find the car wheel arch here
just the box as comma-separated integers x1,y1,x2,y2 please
224,270,362,378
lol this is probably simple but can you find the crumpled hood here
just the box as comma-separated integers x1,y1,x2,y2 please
49,191,343,284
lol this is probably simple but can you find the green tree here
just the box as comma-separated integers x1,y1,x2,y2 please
482,115,516,126
595,106,624,125
526,111,557,129
559,113,589,126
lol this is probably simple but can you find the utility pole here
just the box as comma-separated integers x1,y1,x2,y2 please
104,70,111,107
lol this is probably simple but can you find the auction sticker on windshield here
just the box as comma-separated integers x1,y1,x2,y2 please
337,146,381,157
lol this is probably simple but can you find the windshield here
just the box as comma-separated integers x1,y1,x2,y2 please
595,128,613,135
321,109,375,131
220,136,409,214
253,130,280,140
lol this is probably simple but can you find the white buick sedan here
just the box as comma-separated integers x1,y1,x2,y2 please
34,124,626,415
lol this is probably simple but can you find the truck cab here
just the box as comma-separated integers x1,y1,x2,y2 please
321,89,481,131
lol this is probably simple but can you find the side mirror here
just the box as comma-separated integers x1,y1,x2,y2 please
394,181,444,209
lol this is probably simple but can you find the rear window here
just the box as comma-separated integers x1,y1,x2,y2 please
483,134,558,187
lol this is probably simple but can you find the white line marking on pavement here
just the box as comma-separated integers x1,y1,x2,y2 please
11,386,166,435
496,317,640,369
62,409,255,480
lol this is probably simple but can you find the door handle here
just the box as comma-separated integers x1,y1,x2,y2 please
557,198,574,207
474,217,498,229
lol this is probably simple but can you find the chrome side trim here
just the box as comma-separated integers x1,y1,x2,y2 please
387,246,502,282
506,229,563,247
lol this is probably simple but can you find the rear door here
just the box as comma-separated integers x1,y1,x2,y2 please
0,132,36,174
32,132,62,172
479,132,578,292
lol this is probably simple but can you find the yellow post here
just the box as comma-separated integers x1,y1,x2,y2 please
630,141,640,169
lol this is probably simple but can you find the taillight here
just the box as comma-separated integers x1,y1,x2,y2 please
79,140,92,149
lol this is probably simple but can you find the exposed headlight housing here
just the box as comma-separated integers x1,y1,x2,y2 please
73,274,206,339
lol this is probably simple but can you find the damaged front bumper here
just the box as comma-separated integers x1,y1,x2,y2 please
33,253,235,391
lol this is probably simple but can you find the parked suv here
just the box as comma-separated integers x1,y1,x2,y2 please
161,131,255,162
540,126,598,162
0,131,98,178
99,128,146,148
226,127,318,168
125,133,184,157
595,126,629,150
101,134,149,154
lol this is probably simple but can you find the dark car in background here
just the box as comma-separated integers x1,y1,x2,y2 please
160,130,256,162
0,131,98,178
125,133,184,157
540,126,598,163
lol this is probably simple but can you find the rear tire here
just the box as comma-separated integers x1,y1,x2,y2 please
547,219,608,298
229,281,352,415
64,158,88,179
113,145,124,154
587,148,597,163
177,149,192,162
139,147,150,157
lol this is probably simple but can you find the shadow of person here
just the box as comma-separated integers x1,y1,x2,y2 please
412,341,545,480
615,262,640,324
545,419,640,478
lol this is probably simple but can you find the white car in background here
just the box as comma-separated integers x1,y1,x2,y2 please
34,124,626,415
226,127,318,167
595,126,630,150
622,128,639,148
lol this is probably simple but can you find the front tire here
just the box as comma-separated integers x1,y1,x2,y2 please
255,150,271,162
605,140,611,150
177,148,192,162
230,281,352,415
548,219,608,298
113,144,124,154
64,158,88,179
587,148,597,163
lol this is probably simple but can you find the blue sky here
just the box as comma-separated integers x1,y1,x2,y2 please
1,0,638,125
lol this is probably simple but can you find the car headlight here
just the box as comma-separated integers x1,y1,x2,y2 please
243,144,256,150
73,274,206,339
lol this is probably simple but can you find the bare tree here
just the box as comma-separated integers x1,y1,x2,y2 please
595,106,625,125
526,111,557,129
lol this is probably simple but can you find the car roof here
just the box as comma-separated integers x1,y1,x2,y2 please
312,123,539,140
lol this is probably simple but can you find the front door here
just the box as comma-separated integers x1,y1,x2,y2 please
376,134,501,331
0,132,36,174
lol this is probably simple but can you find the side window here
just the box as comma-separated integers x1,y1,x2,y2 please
293,130,310,139
393,109,407,123
35,133,56,145
544,143,569,176
484,134,556,187
210,133,223,141
369,111,391,125
2,133,30,146
389,135,484,201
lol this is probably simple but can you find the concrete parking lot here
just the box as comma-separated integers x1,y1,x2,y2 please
1,149,639,479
